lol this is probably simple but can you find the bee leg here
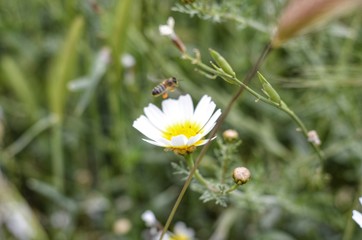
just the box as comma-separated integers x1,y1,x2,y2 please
162,93,168,99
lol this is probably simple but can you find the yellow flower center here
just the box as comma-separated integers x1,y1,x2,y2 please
170,234,190,240
162,121,204,155
162,121,202,140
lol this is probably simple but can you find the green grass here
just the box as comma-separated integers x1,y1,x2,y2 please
0,0,361,239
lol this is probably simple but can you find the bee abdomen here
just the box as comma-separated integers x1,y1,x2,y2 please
152,85,166,96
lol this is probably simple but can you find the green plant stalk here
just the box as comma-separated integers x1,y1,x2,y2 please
160,43,272,240
51,122,64,192
184,154,213,189
4,115,56,160
47,17,84,191
161,153,217,239
184,51,324,161
220,144,232,184
1,56,38,119
225,184,239,193
106,0,132,168
342,172,362,240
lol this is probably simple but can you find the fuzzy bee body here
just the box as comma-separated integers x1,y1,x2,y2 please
152,77,178,98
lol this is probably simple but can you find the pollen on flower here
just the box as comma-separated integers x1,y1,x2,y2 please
162,121,204,155
162,121,203,140
170,234,190,240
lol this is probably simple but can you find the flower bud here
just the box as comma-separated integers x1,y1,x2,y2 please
257,72,281,104
222,129,239,142
113,218,132,235
159,17,186,53
209,48,236,77
141,210,158,227
307,130,321,146
272,0,362,48
232,167,251,185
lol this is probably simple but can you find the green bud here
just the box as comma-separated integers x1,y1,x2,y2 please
257,72,281,104
209,48,235,77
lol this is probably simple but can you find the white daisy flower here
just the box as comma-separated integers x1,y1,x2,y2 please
141,210,157,227
352,197,362,228
159,17,186,53
159,17,175,37
170,222,195,240
133,94,221,155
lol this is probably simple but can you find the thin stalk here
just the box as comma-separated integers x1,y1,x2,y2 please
187,48,324,161
225,184,239,193
160,42,272,240
184,154,214,190
4,115,57,160
220,144,231,184
280,105,324,160
342,166,362,240
51,121,64,192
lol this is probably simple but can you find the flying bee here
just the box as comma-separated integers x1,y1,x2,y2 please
152,77,179,99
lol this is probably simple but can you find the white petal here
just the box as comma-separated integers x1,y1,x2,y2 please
133,116,162,141
200,109,222,135
352,210,362,228
170,135,188,147
359,197,362,205
167,17,175,28
193,95,216,126
201,122,217,137
162,98,180,123
156,137,172,146
174,222,195,237
159,25,173,36
178,94,194,122
144,104,167,131
194,138,210,146
194,135,217,146
141,210,157,227
142,139,167,147
187,134,203,145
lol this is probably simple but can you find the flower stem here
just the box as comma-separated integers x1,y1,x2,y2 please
184,48,324,162
225,184,239,193
185,154,213,190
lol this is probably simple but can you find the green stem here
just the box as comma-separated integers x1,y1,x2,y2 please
184,154,212,189
342,165,362,240
225,184,239,193
184,50,324,162
280,104,324,161
159,154,211,240
4,115,56,159
220,145,230,184
51,120,64,192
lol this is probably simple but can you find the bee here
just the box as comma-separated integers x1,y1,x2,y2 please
152,77,179,99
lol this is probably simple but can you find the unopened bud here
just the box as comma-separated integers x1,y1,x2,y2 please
141,210,158,227
209,49,236,77
159,17,186,53
113,218,132,235
232,167,251,185
307,130,321,146
222,129,239,142
272,0,362,48
258,72,281,104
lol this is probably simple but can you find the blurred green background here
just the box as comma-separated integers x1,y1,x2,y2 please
0,0,362,239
